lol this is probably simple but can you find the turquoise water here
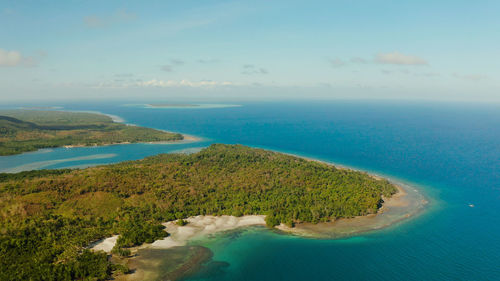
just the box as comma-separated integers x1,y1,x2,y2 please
1,101,499,280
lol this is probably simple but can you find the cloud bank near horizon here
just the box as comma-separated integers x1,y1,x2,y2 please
375,52,428,65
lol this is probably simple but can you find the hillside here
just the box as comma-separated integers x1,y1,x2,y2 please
0,144,397,280
0,110,183,155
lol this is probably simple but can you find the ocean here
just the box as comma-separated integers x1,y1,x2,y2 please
1,100,499,280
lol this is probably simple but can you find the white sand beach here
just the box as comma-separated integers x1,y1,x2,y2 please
89,153,426,254
151,215,266,249
90,216,266,253
90,235,119,253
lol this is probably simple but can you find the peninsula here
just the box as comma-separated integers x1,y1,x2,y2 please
0,144,398,280
0,110,184,156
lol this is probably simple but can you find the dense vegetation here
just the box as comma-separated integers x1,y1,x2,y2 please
0,110,183,155
0,144,397,280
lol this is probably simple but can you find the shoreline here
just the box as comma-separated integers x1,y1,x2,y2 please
114,181,423,280
141,103,242,109
109,179,421,255
91,152,428,281
2,153,118,173
65,111,203,146
272,152,427,237
61,133,201,149
49,109,202,145
0,110,202,158
65,110,126,123
92,174,417,251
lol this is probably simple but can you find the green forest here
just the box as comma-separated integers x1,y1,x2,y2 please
0,144,397,280
0,110,183,156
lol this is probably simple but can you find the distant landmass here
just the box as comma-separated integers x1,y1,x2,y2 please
147,103,200,108
0,144,397,280
129,103,242,109
0,110,184,156
18,106,63,110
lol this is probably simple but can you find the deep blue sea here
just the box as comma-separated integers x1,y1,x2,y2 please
1,101,499,280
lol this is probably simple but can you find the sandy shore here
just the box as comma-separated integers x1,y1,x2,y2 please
3,153,118,173
66,110,126,123
102,180,424,281
142,103,242,109
89,235,119,253
181,134,201,142
274,183,425,238
61,132,200,149
90,216,266,254
144,133,202,144
61,110,201,145
59,133,200,151
259,152,428,237
103,216,266,281
151,215,266,249
93,152,427,281
91,157,426,251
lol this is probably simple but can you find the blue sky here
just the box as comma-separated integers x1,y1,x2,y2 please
1,0,499,101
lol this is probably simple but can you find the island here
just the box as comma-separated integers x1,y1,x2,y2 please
0,110,184,156
147,103,200,108
140,103,241,109
0,144,398,280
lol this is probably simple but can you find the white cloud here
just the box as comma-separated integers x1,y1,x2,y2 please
170,59,185,65
416,72,440,78
138,79,234,87
328,58,346,67
0,49,22,66
115,9,137,22
197,58,220,64
160,59,186,72
328,53,426,67
114,73,134,78
161,65,174,72
84,16,106,28
350,57,368,64
375,52,428,65
381,69,440,78
452,73,487,81
0,49,37,67
95,79,234,88
242,64,268,75
84,9,137,28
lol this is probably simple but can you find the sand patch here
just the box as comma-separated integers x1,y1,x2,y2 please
90,235,119,253
150,215,266,249
2,153,118,173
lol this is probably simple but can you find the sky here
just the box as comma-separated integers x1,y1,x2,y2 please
1,0,499,102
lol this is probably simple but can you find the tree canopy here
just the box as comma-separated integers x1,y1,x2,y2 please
0,144,397,280
0,110,183,155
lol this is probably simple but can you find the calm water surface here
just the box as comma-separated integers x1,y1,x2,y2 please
1,101,499,281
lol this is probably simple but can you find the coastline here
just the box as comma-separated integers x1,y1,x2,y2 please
96,180,422,254
272,153,427,236
96,155,428,281
65,109,126,123
143,133,202,144
2,153,118,173
268,152,428,238
141,103,242,109
44,136,428,280
152,215,267,249
64,111,203,145
61,133,201,149
0,110,202,158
